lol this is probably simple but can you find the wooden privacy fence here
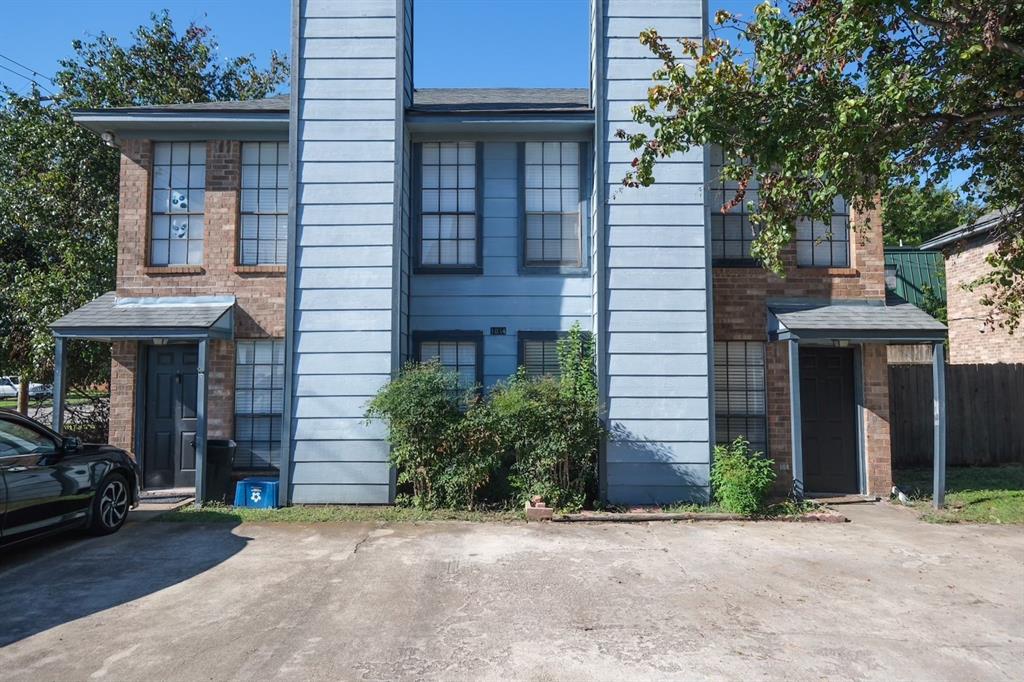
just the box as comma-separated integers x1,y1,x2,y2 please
889,363,1024,468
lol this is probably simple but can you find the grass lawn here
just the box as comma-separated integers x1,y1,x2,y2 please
159,503,524,524
894,464,1024,524
161,499,824,524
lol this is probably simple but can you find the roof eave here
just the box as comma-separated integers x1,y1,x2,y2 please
72,110,289,141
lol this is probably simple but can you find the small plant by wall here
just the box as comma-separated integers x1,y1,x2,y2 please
710,437,776,515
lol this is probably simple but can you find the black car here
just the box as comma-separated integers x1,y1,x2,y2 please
0,409,140,548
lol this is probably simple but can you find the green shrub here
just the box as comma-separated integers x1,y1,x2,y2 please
710,437,776,515
365,361,498,509
366,323,601,512
489,323,601,511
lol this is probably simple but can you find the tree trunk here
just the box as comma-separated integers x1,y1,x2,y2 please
17,376,29,415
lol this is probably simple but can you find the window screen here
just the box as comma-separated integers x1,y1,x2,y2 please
714,341,767,455
524,142,581,267
709,145,759,263
418,338,479,388
420,142,477,267
234,339,284,469
519,335,561,378
240,142,288,265
795,196,850,267
151,142,205,266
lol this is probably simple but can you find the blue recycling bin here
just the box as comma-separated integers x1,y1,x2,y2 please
233,476,279,509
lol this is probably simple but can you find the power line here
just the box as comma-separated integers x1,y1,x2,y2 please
0,63,56,97
0,52,55,84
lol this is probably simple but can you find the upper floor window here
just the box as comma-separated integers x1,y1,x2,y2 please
418,142,479,270
523,142,582,268
709,147,758,264
151,142,205,266
240,142,288,266
796,196,850,267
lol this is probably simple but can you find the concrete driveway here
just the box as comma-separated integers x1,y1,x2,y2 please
0,504,1021,681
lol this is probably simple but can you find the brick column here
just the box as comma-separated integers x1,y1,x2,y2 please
206,339,236,441
850,196,886,301
108,341,138,453
766,341,794,494
862,343,893,494
116,140,152,294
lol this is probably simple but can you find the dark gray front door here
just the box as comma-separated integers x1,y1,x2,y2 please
800,347,859,494
144,344,198,489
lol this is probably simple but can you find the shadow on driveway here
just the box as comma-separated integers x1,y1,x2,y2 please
0,519,249,647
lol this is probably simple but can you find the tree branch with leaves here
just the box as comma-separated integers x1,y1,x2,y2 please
618,0,1023,330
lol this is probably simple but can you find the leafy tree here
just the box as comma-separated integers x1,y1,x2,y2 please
619,1,1023,329
883,184,981,247
0,11,287,413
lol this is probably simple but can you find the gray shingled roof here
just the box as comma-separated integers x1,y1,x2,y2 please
72,95,289,116
71,88,593,117
769,296,947,341
918,210,1008,251
51,293,234,335
410,88,591,112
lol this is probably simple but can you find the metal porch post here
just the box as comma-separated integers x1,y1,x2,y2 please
194,339,209,506
788,338,804,500
932,341,947,509
51,336,66,434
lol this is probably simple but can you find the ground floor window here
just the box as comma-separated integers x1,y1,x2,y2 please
234,339,284,469
518,332,563,378
414,332,482,389
714,341,767,454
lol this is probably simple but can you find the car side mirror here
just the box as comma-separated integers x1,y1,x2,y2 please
63,437,81,452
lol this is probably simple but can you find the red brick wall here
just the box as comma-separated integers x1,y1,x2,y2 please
108,139,285,456
945,236,1024,364
714,201,893,495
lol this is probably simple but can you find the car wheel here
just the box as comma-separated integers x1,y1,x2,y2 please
88,472,131,536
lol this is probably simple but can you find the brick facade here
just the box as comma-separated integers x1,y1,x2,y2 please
713,202,893,496
944,236,1024,364
108,139,286,457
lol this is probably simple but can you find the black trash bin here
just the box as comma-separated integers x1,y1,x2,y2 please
205,439,237,504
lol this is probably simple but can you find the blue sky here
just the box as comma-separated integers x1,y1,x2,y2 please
0,0,760,93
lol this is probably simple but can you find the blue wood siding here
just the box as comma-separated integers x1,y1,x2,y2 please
289,0,410,504
409,142,594,388
597,0,712,504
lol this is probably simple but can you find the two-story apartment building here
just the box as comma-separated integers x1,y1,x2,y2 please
52,0,946,506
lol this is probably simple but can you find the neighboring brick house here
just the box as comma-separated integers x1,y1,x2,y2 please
50,0,947,505
920,211,1024,364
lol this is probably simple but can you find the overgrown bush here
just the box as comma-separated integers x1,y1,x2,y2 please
710,437,776,515
365,361,492,509
490,324,601,511
366,323,601,512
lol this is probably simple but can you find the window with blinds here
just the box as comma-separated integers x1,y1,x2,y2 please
151,142,205,266
418,336,480,388
240,142,288,265
795,196,851,267
234,339,284,469
709,145,759,264
714,341,767,455
518,333,561,378
524,142,582,267
419,142,478,268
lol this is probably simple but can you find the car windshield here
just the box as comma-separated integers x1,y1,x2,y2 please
0,419,57,457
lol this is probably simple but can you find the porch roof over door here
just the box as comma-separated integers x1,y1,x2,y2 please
767,295,947,343
50,292,235,342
